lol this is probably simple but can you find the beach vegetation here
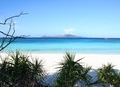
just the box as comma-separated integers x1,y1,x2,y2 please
97,63,120,87
0,51,46,87
112,71,120,87
54,52,91,87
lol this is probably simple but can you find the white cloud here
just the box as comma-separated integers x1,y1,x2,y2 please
64,28,75,34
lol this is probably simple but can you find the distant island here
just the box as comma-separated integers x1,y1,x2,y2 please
41,34,83,38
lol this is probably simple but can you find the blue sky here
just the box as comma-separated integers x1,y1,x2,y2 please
0,0,120,38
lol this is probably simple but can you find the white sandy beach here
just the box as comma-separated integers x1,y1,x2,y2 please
30,53,120,74
1,53,120,86
31,53,120,86
1,53,120,74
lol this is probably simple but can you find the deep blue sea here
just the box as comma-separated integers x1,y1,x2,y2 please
1,38,120,54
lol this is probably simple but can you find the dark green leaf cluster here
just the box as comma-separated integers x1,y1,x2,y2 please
0,51,46,87
54,52,91,87
98,63,120,87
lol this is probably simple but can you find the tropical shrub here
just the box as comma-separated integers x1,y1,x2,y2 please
54,52,91,87
111,71,120,87
97,63,120,87
0,51,46,87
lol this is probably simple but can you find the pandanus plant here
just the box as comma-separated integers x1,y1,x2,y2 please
0,51,46,87
97,63,120,87
54,52,91,87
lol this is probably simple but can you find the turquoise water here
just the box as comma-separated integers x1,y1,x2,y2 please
1,38,120,54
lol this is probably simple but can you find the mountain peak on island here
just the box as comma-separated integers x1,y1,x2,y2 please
58,34,77,37
42,34,82,38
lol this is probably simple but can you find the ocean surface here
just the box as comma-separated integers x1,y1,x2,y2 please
1,38,120,54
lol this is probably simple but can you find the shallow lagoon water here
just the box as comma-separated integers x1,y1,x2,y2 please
2,38,120,54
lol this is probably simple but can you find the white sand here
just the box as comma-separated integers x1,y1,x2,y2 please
30,53,120,74
1,53,120,74
31,53,120,85
1,53,120,86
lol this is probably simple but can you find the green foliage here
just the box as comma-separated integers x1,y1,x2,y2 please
98,63,115,84
0,51,46,87
97,63,120,86
54,52,91,87
112,72,120,87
